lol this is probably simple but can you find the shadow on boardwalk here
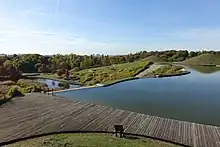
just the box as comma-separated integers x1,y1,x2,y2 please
0,93,220,147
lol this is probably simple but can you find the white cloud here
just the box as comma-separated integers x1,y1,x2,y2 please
0,0,220,55
0,25,145,55
1,26,220,55
0,11,220,55
0,12,144,55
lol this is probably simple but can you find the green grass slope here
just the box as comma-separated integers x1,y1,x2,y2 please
71,59,149,86
145,55,166,63
5,133,179,147
183,54,220,65
144,65,184,77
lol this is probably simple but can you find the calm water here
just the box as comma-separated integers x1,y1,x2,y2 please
36,79,80,89
55,66,220,126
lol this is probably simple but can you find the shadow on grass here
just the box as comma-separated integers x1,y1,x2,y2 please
124,135,140,140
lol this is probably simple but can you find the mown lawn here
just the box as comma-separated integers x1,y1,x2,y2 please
71,60,149,86
5,133,179,147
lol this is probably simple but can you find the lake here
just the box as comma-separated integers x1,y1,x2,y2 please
36,78,80,89
55,66,220,126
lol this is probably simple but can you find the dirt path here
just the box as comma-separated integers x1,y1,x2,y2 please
135,64,164,77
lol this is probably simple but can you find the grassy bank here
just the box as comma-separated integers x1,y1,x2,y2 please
71,60,149,86
144,64,186,77
183,54,220,65
4,133,179,147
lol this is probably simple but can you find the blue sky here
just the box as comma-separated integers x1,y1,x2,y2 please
0,0,220,55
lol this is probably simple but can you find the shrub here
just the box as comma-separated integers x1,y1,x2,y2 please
17,79,46,89
87,73,94,77
58,82,70,89
70,67,81,72
17,79,32,87
148,61,154,65
23,86,33,93
69,76,80,80
0,85,10,98
87,81,96,86
7,86,24,98
81,76,93,83
23,85,42,93
57,69,66,77
93,79,101,84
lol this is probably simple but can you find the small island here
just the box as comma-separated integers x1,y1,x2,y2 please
142,64,189,78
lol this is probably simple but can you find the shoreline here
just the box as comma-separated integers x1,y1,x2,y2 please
35,75,84,86
158,71,191,77
180,63,220,67
103,77,139,87
52,69,191,93
142,71,191,78
20,64,191,94
52,85,103,93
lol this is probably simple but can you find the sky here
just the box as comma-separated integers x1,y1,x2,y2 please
0,0,220,55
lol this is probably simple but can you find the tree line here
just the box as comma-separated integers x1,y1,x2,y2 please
0,50,219,78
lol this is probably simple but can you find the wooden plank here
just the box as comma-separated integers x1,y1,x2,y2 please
157,118,169,139
134,115,148,134
94,109,125,132
144,116,157,136
183,121,192,146
77,107,115,131
1,93,220,147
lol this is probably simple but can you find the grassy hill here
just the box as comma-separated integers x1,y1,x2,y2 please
145,55,166,63
183,54,220,65
144,65,185,77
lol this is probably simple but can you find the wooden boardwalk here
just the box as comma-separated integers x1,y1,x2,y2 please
0,93,220,147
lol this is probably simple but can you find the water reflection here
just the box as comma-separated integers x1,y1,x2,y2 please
55,66,220,126
188,65,220,73
36,79,80,89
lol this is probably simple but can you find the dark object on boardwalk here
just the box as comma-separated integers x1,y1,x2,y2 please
114,125,124,138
